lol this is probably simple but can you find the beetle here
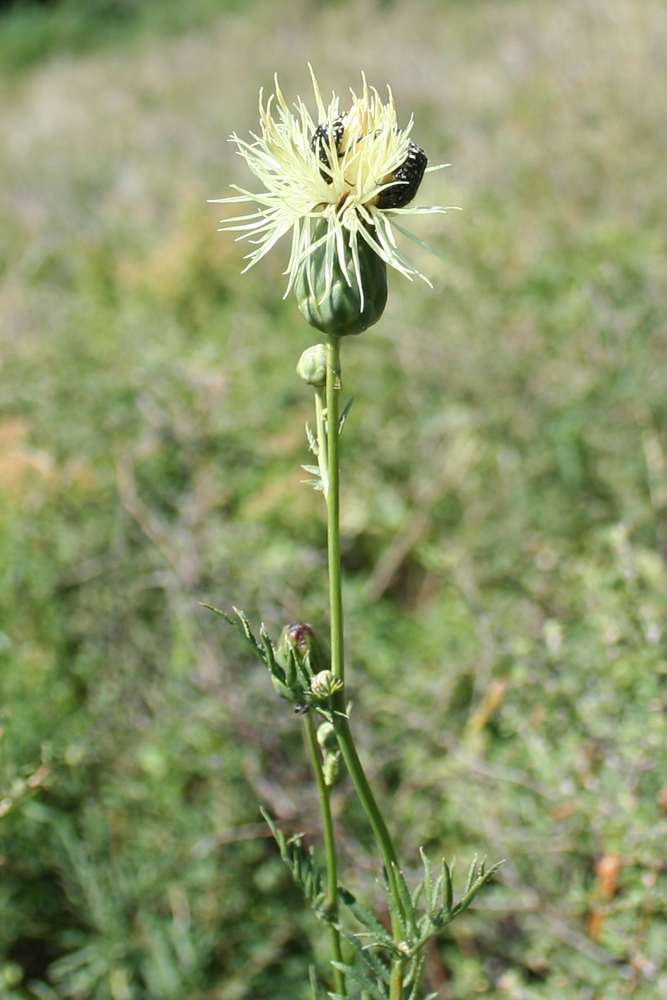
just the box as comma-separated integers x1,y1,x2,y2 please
310,118,345,180
376,140,427,210
310,118,427,209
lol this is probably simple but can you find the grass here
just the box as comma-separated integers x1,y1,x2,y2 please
1,0,667,996
0,0,243,73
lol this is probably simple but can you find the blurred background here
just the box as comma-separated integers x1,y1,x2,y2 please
1,0,667,997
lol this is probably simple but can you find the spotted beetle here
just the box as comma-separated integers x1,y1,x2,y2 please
310,118,345,180
376,140,428,210
310,118,427,209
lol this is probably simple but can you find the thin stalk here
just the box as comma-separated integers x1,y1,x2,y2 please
333,712,407,1000
324,334,409,999
389,957,407,1000
314,386,329,497
325,335,344,686
303,712,345,996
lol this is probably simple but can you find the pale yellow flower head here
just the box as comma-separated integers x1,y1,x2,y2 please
210,67,451,301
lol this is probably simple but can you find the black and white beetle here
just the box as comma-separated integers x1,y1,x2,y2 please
311,118,345,180
310,117,427,210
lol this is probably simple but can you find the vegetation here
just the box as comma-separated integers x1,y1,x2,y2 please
1,0,666,997
0,0,242,73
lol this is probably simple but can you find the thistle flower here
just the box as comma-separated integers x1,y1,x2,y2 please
210,67,451,332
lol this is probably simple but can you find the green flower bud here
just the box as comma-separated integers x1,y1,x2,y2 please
316,721,338,752
277,623,331,679
296,344,327,387
323,753,341,786
310,670,343,701
317,722,341,786
295,219,387,337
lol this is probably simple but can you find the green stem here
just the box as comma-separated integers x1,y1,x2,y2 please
333,712,407,1000
314,387,329,497
325,336,344,686
389,957,407,1000
324,334,409,998
303,712,345,996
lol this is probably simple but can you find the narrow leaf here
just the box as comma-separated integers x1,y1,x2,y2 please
259,808,326,909
201,603,235,625
419,847,434,913
204,604,259,655
309,966,327,1000
330,963,388,1000
335,921,363,957
233,606,260,646
356,946,392,984
260,627,284,682
385,879,408,939
334,921,391,981
341,888,394,942
405,954,426,1000
464,855,478,896
411,877,424,911
203,604,268,665
339,397,354,433
260,807,282,848
283,649,298,688
353,930,398,954
391,862,417,935
202,605,266,665
453,860,503,917
443,859,453,915
306,423,318,454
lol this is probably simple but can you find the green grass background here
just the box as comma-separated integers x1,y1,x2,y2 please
1,0,667,997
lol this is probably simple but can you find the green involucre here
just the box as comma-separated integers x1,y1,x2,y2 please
295,222,388,337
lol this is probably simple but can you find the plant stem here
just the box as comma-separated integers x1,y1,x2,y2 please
324,334,410,999
333,712,407,1000
389,957,407,1000
303,711,345,996
314,386,329,497
325,335,344,687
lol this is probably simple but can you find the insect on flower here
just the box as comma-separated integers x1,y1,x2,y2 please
210,67,453,316
311,119,428,210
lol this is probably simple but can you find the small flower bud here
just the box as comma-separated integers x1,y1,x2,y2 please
317,722,341,786
296,344,327,387
277,623,331,678
316,721,338,752
295,219,387,337
310,670,343,701
323,751,341,787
